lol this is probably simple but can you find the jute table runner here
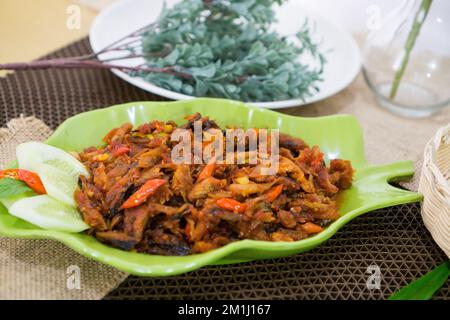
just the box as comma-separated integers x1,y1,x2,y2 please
0,116,128,299
0,38,448,299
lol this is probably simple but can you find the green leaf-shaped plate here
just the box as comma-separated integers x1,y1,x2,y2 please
0,99,422,276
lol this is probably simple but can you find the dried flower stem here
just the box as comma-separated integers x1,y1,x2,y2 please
0,22,193,78
0,59,192,79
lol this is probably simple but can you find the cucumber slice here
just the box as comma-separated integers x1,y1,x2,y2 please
16,142,89,206
16,142,89,179
8,195,89,233
38,164,79,207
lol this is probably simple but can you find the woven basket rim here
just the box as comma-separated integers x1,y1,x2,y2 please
419,123,450,259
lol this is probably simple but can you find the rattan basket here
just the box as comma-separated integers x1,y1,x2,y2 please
419,123,450,258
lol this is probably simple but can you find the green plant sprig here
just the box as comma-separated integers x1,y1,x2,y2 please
136,0,326,102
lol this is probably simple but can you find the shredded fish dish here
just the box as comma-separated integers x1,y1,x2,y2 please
75,113,354,255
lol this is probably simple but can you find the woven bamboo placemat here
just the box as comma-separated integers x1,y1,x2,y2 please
0,38,448,299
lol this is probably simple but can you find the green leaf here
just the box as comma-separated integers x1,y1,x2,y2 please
195,80,208,96
0,178,34,198
143,73,183,92
162,49,180,66
181,83,194,95
389,261,450,300
189,64,217,78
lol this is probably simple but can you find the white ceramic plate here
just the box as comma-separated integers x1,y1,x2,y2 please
89,0,361,109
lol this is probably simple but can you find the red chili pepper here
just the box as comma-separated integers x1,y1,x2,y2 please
184,219,195,242
17,170,47,194
138,123,151,135
197,163,215,182
110,143,131,157
265,184,283,202
311,149,324,167
153,121,165,133
197,157,217,182
102,128,118,143
121,179,166,209
0,169,19,180
216,198,247,213
0,169,46,194
185,224,191,240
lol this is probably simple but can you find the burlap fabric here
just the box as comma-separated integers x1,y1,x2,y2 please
0,116,128,299
0,38,448,299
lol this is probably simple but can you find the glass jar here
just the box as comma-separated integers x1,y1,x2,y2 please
363,0,450,118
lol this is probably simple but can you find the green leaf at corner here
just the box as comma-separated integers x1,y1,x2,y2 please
0,178,34,198
389,261,450,300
